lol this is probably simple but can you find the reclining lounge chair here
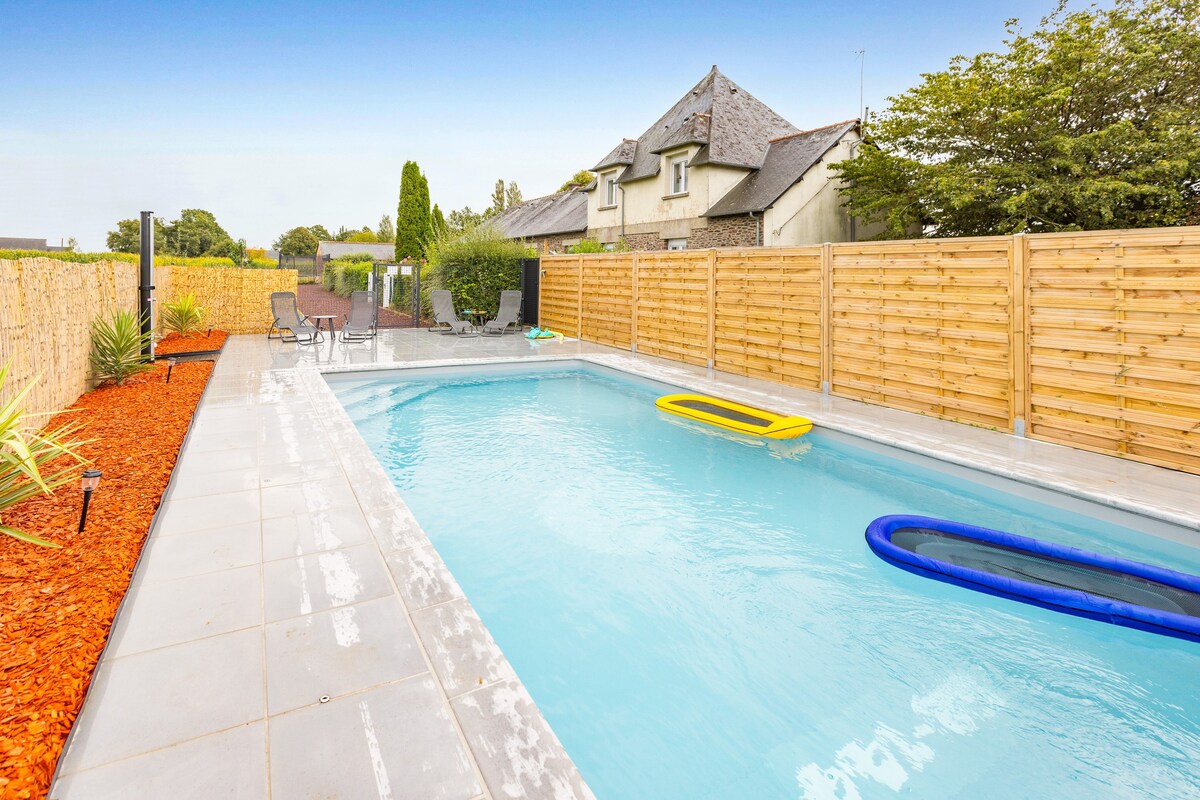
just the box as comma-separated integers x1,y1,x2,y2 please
269,292,323,344
482,290,522,336
431,290,478,336
341,290,378,342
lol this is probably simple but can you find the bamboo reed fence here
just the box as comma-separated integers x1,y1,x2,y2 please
0,259,297,418
540,226,1200,475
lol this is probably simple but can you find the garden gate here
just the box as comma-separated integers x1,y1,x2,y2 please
369,262,423,329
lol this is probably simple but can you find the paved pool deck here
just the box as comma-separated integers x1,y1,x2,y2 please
50,329,1200,799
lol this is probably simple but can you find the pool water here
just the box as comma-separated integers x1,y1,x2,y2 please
330,365,1200,799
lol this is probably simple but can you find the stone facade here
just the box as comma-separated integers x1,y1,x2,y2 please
688,215,759,249
620,232,665,251
531,232,586,255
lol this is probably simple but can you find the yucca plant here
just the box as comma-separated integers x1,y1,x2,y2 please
90,309,154,386
161,294,206,337
0,362,89,547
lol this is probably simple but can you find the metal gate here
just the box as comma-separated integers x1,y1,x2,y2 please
519,258,539,326
369,262,423,328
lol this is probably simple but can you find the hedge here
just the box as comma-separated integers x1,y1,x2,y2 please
322,258,373,297
0,250,277,269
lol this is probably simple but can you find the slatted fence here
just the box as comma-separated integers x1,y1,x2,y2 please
540,225,1200,475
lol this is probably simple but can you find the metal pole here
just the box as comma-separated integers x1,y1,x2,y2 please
139,211,155,358
78,489,93,533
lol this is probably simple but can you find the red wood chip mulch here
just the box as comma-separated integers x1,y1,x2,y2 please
154,329,228,355
0,360,213,799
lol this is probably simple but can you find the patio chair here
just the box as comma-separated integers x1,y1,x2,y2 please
269,292,323,344
430,290,478,336
341,290,377,342
482,290,522,336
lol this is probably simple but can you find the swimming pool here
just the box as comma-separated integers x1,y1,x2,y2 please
329,363,1200,799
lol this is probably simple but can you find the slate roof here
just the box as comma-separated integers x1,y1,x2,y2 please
595,67,800,185
314,241,398,261
703,120,859,218
592,139,638,171
492,187,589,239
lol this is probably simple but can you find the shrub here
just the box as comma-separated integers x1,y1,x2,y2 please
161,294,206,337
90,309,154,386
0,362,88,546
425,224,533,315
321,258,373,297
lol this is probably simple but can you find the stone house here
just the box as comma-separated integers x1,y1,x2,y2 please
586,66,879,251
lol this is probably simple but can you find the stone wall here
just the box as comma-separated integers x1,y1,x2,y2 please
620,232,665,251
531,232,586,255
689,215,759,248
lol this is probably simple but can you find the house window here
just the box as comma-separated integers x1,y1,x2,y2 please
605,174,618,206
670,157,688,194
666,238,688,250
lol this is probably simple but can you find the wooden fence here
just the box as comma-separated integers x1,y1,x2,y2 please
540,226,1200,475
0,259,298,418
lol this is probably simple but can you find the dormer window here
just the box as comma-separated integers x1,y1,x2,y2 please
670,157,688,195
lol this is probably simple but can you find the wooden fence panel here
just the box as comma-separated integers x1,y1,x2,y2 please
580,253,634,349
1027,228,1200,474
635,251,711,366
538,255,580,336
713,247,822,389
829,238,1014,430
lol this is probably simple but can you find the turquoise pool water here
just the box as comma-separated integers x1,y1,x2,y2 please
330,364,1200,799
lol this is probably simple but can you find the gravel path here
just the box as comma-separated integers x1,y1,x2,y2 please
297,284,424,330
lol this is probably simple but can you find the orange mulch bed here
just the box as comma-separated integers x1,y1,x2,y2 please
0,361,213,799
154,329,228,355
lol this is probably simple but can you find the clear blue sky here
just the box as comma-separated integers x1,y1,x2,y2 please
2,0,1060,250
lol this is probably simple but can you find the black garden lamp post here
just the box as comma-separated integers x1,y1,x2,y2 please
166,357,178,383
78,469,102,533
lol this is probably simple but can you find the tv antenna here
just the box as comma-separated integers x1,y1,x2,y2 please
855,49,865,122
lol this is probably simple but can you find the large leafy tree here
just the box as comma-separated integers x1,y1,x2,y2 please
274,226,320,255
835,0,1200,237
504,181,523,208
160,209,235,257
558,170,594,192
396,160,431,259
308,224,333,241
105,219,140,253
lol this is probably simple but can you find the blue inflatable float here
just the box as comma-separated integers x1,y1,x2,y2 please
866,515,1200,643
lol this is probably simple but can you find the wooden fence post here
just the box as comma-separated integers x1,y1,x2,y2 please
820,242,833,394
631,252,639,353
707,249,717,369
1010,234,1027,436
576,254,583,340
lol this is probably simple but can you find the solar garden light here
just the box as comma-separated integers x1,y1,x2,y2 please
78,469,102,533
166,357,178,383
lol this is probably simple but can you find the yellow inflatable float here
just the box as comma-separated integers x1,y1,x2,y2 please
655,394,813,439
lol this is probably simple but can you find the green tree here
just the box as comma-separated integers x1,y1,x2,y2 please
834,0,1200,238
558,170,595,192
446,206,484,234
377,214,395,243
160,209,235,257
489,179,506,216
504,181,523,208
228,237,247,266
308,224,333,241
346,229,378,242
431,204,446,238
106,219,140,253
274,226,320,255
396,160,431,259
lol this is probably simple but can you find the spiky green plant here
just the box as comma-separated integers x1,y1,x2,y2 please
90,309,154,386
161,294,206,337
0,362,89,547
